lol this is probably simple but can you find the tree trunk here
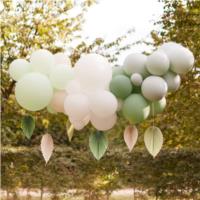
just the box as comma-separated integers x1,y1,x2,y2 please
40,179,44,200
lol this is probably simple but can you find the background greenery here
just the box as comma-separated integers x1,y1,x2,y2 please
1,0,200,199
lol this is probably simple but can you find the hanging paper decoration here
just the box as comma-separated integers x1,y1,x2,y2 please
9,42,194,161
21,115,35,139
41,134,54,164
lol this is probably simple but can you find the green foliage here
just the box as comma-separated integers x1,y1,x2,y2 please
21,115,35,139
89,131,108,160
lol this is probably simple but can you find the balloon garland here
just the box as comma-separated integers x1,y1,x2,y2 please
9,42,194,162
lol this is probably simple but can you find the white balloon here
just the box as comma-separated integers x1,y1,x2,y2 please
142,76,168,101
9,59,31,81
163,71,181,92
89,90,118,118
15,72,53,111
30,49,55,75
90,113,117,131
123,53,148,77
65,80,82,94
159,43,194,74
64,93,90,119
54,52,71,67
158,42,182,53
146,51,170,75
74,54,112,90
131,73,143,86
49,64,74,90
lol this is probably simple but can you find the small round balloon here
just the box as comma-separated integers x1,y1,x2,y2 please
49,90,66,113
163,71,181,92
122,94,150,124
49,65,74,90
146,51,169,75
9,59,31,81
150,97,166,116
64,93,90,120
30,49,55,75
15,72,53,111
109,75,132,99
89,90,118,118
142,76,168,101
123,53,148,77
131,73,143,86
90,113,117,131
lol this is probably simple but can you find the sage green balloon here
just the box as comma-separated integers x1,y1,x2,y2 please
15,72,53,111
122,94,150,124
150,97,166,116
112,66,126,77
109,75,132,99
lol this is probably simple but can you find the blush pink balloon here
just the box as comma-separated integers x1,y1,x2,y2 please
49,90,66,113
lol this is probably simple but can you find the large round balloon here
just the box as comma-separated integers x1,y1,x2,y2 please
30,49,55,75
163,71,181,92
141,76,168,101
109,75,132,99
9,59,31,81
122,94,150,124
159,43,194,74
49,90,66,113
146,51,169,75
54,52,71,66
112,66,126,77
89,90,118,118
49,64,74,90
69,115,90,130
123,53,148,77
64,93,90,120
150,97,166,116
15,72,53,111
90,113,117,131
74,54,112,90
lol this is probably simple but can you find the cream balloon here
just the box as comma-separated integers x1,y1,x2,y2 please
9,59,31,81
163,71,181,92
74,54,112,90
131,73,143,86
89,90,118,118
49,90,66,113
49,64,74,90
141,76,168,101
15,72,53,111
90,113,117,131
64,93,90,119
54,52,71,67
65,80,82,94
146,51,169,75
30,49,55,75
123,53,148,77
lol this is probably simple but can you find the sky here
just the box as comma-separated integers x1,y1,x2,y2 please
82,0,164,63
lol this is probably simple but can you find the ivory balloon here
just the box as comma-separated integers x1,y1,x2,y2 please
109,75,132,99
123,53,148,77
131,73,143,86
49,90,66,113
159,43,194,74
65,80,82,94
163,71,181,92
64,93,90,119
142,76,168,101
146,51,169,75
9,59,31,81
49,64,74,90
90,113,117,131
150,97,166,116
30,49,55,75
15,72,53,111
122,94,150,124
74,54,112,89
54,52,71,67
89,90,118,118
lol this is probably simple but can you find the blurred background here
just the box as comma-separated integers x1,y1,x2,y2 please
1,0,200,199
